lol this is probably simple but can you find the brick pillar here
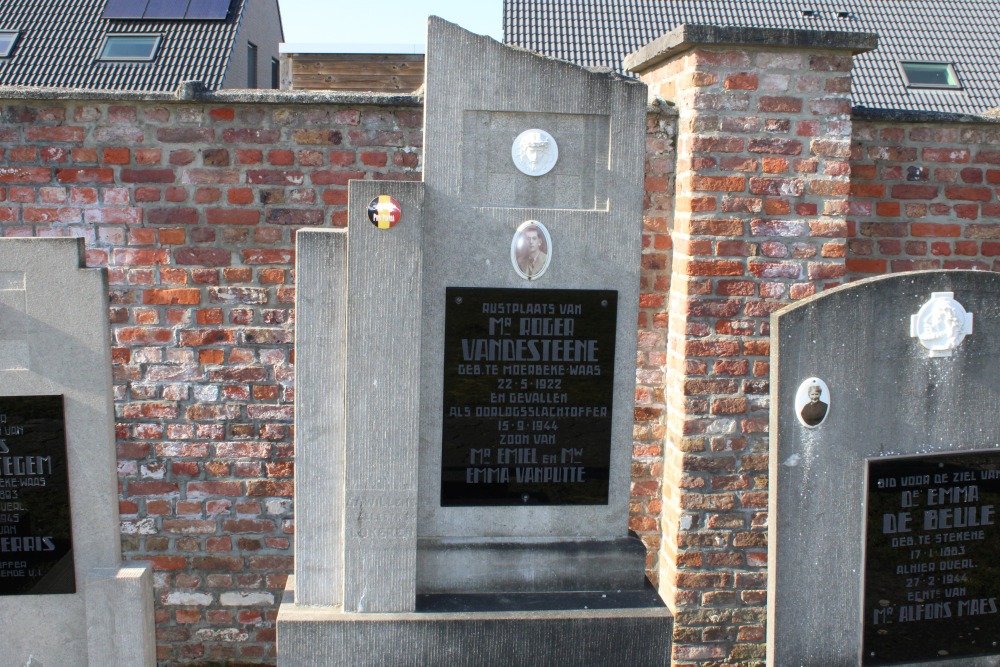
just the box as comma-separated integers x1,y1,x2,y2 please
632,103,678,580
626,26,876,666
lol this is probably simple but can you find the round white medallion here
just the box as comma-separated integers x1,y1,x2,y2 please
909,292,973,357
511,129,558,176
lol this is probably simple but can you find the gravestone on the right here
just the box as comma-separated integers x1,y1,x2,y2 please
769,270,1000,666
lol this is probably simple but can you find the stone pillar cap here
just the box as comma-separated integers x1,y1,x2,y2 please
624,23,878,74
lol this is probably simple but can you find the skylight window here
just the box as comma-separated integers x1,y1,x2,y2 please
0,31,19,58
99,34,161,61
899,62,962,89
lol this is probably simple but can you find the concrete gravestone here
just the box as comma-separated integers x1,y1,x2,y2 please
0,238,154,667
769,270,1000,666
277,17,672,666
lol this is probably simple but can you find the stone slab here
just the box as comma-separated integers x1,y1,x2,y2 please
460,111,610,210
625,23,879,74
769,270,1000,667
417,17,646,560
86,565,157,667
416,536,648,594
293,229,347,607
0,238,153,667
277,577,672,667
293,179,424,612
343,180,424,613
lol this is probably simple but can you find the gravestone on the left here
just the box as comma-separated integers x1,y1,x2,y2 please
0,238,155,667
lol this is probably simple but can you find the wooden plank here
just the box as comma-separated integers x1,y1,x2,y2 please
292,76,423,92
287,53,424,64
293,74,424,85
289,54,425,92
292,63,424,76
294,60,421,72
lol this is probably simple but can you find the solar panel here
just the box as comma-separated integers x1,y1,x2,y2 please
144,0,190,19
184,0,232,20
103,0,231,20
102,0,149,19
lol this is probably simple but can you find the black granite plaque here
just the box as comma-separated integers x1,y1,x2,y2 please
0,395,75,595
441,287,617,506
863,451,1000,665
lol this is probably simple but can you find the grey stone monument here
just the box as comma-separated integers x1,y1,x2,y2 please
769,270,1000,667
277,18,672,666
0,238,155,667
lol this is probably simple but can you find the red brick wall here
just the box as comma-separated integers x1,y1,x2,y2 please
639,43,855,667
633,105,678,578
4,86,1000,667
0,97,422,665
0,94,677,664
848,120,1000,277
635,40,1000,667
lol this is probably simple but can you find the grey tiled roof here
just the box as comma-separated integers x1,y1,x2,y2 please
0,0,246,91
504,0,1000,115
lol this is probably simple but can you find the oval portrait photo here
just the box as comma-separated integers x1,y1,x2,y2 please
794,377,830,429
510,220,551,280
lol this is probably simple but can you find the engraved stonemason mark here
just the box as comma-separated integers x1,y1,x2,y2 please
511,128,559,176
909,292,974,357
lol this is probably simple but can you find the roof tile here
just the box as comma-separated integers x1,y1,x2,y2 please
0,0,247,91
503,0,1000,114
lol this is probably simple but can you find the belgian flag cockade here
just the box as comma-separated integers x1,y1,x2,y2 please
366,195,402,229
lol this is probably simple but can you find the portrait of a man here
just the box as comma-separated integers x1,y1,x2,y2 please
511,221,551,280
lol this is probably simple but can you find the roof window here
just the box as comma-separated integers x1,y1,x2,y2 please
800,9,817,17
899,61,962,89
99,34,161,61
0,31,20,57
